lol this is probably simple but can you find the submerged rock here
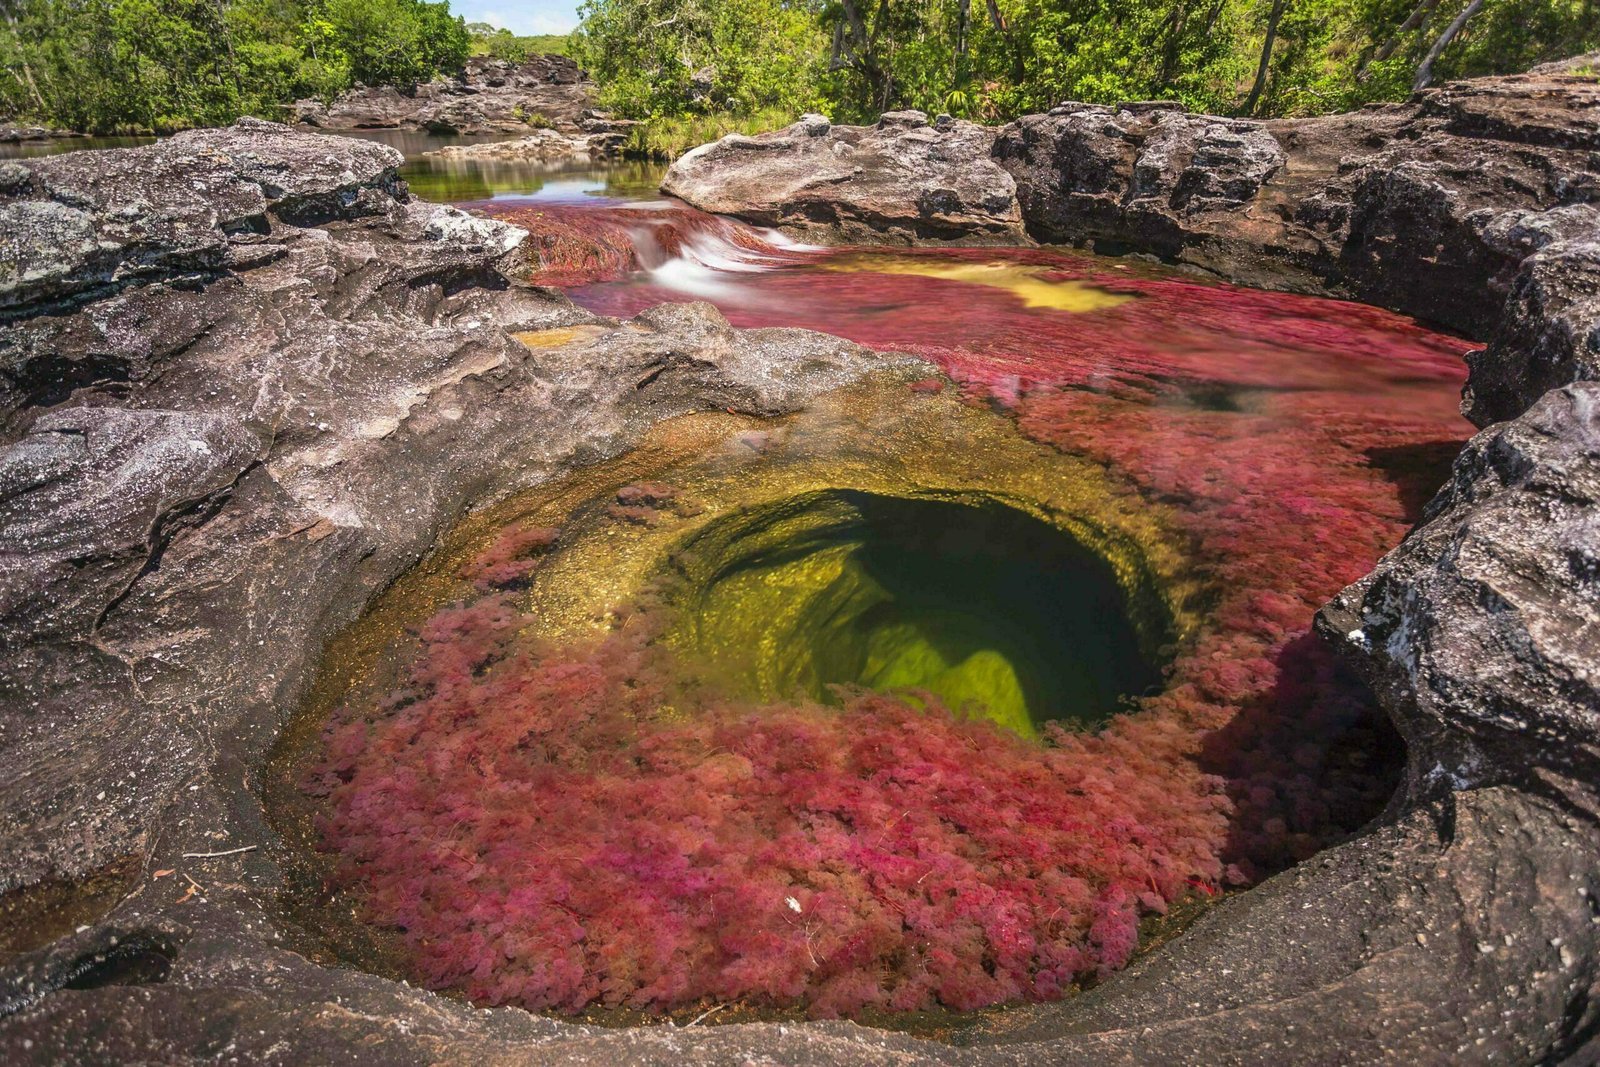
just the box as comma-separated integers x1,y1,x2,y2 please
292,54,595,135
663,110,1028,245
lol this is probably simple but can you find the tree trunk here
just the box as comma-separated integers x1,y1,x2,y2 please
1159,0,1192,86
1413,0,1485,91
1244,0,1287,115
1358,0,1439,80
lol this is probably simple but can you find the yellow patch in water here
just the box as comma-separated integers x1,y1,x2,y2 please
823,256,1135,313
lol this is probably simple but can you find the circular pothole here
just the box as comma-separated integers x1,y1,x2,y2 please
266,374,1401,1030
662,488,1167,737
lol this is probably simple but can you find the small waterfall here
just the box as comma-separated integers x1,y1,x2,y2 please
626,210,822,302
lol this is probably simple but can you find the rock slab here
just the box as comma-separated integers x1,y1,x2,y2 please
293,55,596,135
664,110,1029,245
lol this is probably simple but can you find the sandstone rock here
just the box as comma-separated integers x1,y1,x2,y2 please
994,106,1289,272
993,69,1599,343
1319,382,1600,790
663,110,1028,245
293,55,595,135
0,117,405,316
422,127,599,163
0,407,259,644
1464,228,1600,426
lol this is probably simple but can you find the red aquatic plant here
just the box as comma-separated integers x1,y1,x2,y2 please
460,523,560,591
308,596,1230,1017
306,208,1475,1018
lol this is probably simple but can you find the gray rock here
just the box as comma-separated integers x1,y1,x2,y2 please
294,55,595,135
1320,382,1600,790
0,118,404,315
663,110,1028,245
0,407,259,644
421,127,599,163
1465,231,1600,426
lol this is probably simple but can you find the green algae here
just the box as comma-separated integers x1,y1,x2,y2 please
510,374,1201,738
662,488,1164,736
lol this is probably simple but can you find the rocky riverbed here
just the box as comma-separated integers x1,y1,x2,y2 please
1,57,1598,1065
292,54,597,136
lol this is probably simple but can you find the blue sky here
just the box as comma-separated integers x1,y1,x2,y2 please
458,1,582,36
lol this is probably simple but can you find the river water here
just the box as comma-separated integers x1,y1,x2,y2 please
19,131,1479,1019
443,150,1480,862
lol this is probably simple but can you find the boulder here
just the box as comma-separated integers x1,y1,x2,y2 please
292,55,596,135
993,61,1599,341
1464,225,1600,426
1319,382,1600,791
663,110,1028,245
0,118,405,318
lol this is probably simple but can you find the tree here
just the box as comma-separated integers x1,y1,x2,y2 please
1244,0,1287,114
0,0,472,132
306,0,468,88
572,0,828,119
1413,0,1484,89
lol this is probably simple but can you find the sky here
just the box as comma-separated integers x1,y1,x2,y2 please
457,1,583,36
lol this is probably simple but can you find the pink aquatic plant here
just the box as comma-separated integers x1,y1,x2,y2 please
460,524,559,591
307,596,1230,1017
306,212,1476,1018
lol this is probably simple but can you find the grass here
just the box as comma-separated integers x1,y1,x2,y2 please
624,108,797,159
468,33,571,59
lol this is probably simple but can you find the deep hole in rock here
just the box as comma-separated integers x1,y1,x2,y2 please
663,489,1168,736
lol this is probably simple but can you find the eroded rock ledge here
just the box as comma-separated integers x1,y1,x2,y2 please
2,67,1599,1061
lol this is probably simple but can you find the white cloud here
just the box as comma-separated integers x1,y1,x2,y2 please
461,2,580,35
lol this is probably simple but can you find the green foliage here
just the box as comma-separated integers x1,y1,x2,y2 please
0,0,472,134
571,0,829,120
624,107,798,158
466,25,571,59
572,0,1600,126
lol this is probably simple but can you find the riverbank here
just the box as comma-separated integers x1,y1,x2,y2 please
1,54,1597,1062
